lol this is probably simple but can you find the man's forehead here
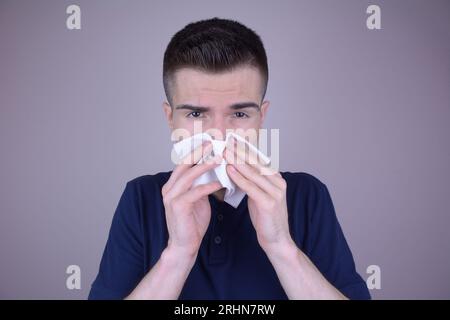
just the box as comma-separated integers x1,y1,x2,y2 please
172,66,263,103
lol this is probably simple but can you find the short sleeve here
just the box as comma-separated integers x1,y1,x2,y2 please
88,181,145,299
304,180,371,300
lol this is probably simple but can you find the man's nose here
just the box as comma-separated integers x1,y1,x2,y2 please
206,117,227,141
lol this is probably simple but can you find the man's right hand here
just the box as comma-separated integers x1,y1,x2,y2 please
126,141,223,300
161,141,223,258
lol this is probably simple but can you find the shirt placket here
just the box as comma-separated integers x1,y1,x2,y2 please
208,200,228,264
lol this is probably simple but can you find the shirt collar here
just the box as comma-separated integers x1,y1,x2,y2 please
208,193,248,214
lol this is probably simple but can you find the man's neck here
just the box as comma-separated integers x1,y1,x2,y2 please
212,188,226,202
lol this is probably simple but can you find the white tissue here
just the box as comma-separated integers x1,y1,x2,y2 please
172,132,270,208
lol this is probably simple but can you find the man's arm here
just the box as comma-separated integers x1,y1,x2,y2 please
126,142,222,299
224,139,361,299
264,240,347,299
126,246,196,299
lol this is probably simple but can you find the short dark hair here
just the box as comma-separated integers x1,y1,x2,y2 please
163,17,268,106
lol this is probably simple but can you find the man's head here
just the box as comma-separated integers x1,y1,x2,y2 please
162,17,270,140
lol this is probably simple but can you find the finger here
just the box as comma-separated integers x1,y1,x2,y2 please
227,136,276,176
165,141,212,193
226,164,267,202
179,140,213,165
168,155,223,197
224,147,277,195
231,138,283,187
179,181,223,204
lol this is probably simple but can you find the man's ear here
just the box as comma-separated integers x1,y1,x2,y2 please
259,100,270,126
163,101,174,130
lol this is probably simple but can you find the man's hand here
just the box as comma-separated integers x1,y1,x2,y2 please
224,137,292,253
126,141,223,300
162,141,223,258
224,137,347,299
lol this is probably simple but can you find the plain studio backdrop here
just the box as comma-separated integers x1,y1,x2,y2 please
1,0,449,299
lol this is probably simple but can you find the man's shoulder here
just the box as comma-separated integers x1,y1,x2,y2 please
281,171,327,191
128,171,171,184
280,171,332,207
125,171,172,193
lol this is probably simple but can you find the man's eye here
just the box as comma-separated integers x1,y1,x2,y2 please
187,111,202,118
234,112,248,118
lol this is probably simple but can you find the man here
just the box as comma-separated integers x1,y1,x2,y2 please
89,17,370,300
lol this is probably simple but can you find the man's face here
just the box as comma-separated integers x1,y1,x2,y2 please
163,66,269,140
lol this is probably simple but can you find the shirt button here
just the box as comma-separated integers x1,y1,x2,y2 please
217,213,224,221
214,236,222,245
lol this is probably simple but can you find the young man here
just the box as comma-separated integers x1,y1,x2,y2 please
89,17,370,300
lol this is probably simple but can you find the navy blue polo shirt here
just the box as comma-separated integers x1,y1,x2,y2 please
88,171,370,300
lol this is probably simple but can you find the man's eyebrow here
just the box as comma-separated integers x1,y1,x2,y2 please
229,102,260,110
174,102,260,111
175,104,210,112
